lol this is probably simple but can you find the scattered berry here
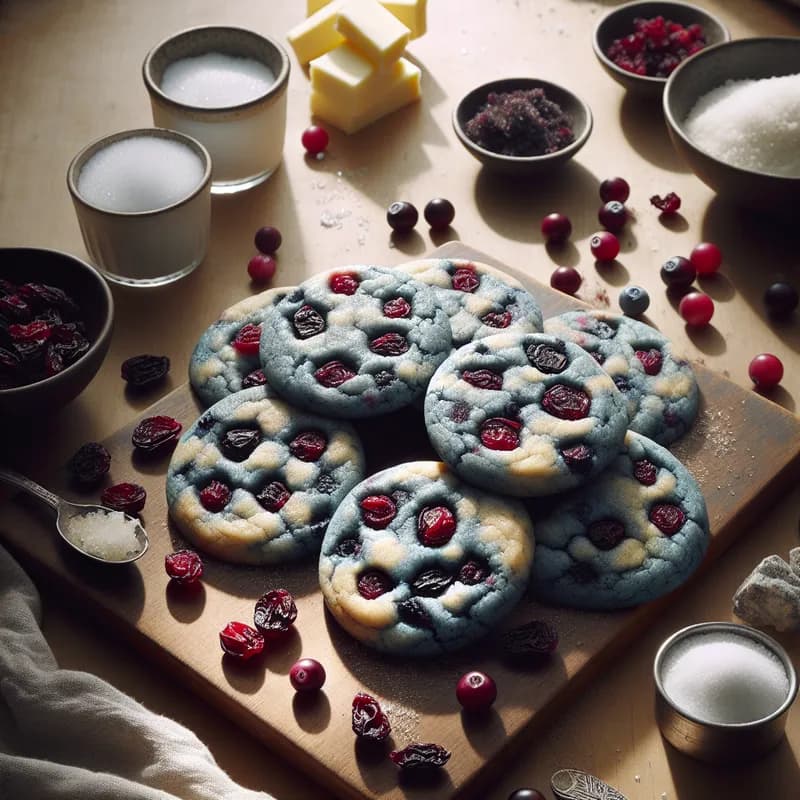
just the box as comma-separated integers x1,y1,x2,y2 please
219,621,265,660
301,125,329,156
351,692,391,741
165,549,203,585
131,415,182,454
550,266,582,295
424,197,455,230
508,790,547,800
121,354,170,388
660,256,696,289
590,231,620,261
247,254,276,284
389,742,451,770
650,192,682,214
101,482,146,514
456,670,497,712
678,291,714,326
290,658,326,692
690,241,722,275
598,201,628,233
501,620,559,659
541,212,572,244
254,588,298,637
748,353,783,389
254,225,282,254
599,176,630,203
764,282,799,318
386,201,418,233
66,442,111,486
619,285,650,316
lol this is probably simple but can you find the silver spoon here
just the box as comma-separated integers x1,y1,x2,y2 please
0,467,149,564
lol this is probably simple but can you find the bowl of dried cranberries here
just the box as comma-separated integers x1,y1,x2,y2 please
0,247,113,416
592,1,729,96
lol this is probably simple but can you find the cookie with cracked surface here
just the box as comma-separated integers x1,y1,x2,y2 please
166,385,365,564
530,430,709,610
259,266,453,419
319,461,534,656
424,332,629,497
544,309,698,445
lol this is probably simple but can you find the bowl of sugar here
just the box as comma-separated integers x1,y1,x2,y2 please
663,37,800,214
654,622,797,764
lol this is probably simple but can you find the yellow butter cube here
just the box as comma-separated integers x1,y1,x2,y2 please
306,0,331,13
287,0,346,65
306,0,426,40
335,0,410,70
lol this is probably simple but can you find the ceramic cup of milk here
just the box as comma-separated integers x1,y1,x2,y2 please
142,26,290,194
67,128,212,287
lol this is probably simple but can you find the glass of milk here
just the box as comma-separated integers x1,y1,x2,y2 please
142,26,290,194
67,128,212,286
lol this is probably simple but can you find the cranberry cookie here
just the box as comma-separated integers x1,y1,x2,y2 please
319,461,534,656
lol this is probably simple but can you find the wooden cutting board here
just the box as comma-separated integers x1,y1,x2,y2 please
2,242,800,800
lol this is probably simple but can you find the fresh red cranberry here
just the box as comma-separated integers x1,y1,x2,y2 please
288,430,327,461
690,242,722,275
748,353,783,389
254,588,298,636
660,256,696,288
66,442,111,486
369,332,409,355
131,415,182,454
633,459,657,485
219,621,265,660
360,494,397,528
764,282,799,318
351,692,391,741
650,192,681,214
635,348,663,375
480,417,521,450
587,518,626,550
542,384,590,419
590,231,620,261
199,479,232,512
101,482,146,515
386,201,418,233
256,481,291,512
599,177,630,203
462,368,503,390
121,354,170,388
679,292,714,326
247,254,276,284
598,201,628,233
329,272,360,295
550,266,582,295
357,570,394,599
424,197,455,230
232,323,262,355
508,790,547,800
389,742,451,770
254,225,282,254
165,549,203,585
301,124,329,155
456,670,497,712
649,503,686,535
481,310,512,328
418,505,457,546
383,296,411,318
290,658,326,692
314,360,356,387
541,212,572,243
451,266,480,292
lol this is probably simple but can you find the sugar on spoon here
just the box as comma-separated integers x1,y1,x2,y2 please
0,467,149,564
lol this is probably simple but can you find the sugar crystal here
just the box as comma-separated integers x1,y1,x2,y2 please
63,509,143,562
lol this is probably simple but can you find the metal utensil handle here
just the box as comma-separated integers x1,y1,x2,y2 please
0,467,60,510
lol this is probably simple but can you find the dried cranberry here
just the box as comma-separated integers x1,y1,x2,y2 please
220,428,261,461
0,346,21,387
586,318,617,339
101,482,146,514
481,310,512,328
634,459,657,485
391,489,410,507
526,342,568,374
49,326,89,365
357,569,394,599
398,597,433,628
480,417,521,450
458,558,490,585
650,192,682,214
45,345,63,378
315,360,356,387
256,481,290,512
541,384,590,420
292,304,326,339
501,620,559,658
561,444,594,473
8,320,52,343
352,692,391,741
451,266,480,293
199,479,232,512
383,297,411,318
649,503,686,535
164,549,203,585
121,354,170,387
374,369,394,387
66,442,111,486
614,375,630,393
253,588,298,637
451,401,471,423
359,494,397,528
242,369,267,388
635,348,663,375
335,537,361,557
219,621,265,660
231,323,262,356
587,518,626,550
316,473,337,494
389,742,451,770
418,505,457,547
411,568,454,597
369,332,409,356
18,283,80,316
0,294,32,322
329,272,360,295
131,415,182,454
289,430,327,461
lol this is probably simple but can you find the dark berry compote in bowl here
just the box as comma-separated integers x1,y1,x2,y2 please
0,248,113,417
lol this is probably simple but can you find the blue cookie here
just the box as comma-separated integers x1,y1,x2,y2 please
544,310,698,445
530,430,709,609
189,287,292,407
319,461,534,656
424,332,630,497
259,266,453,419
396,257,543,347
166,386,365,564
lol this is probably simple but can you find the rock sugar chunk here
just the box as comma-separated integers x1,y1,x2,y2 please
733,548,800,632
166,385,365,564
319,460,534,656
530,430,709,610
259,265,452,418
425,332,629,497
189,287,293,407
395,257,543,348
544,309,698,445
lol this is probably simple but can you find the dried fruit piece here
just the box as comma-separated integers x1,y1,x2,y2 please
561,444,594,473
411,568,454,597
18,282,80,316
357,569,394,599
633,459,657,485
462,369,503,390
256,481,290,512
541,384,590,420
121,354,170,387
480,417,521,450
360,494,397,528
289,430,327,461
649,503,686,535
352,692,391,741
650,192,681,214
164,549,203,585
481,310,512,328
232,324,262,356
635,348,663,375
131,415,182,454
383,296,411,318
457,558,490,585
398,597,433,628
314,360,356,387
335,537,361,557
501,620,559,658
219,621,265,660
315,473,337,494
66,442,111,486
418,505,457,547
374,369,394,387
0,294,32,322
587,518,626,550
199,479,232,512
389,742,451,770
241,369,267,388
101,482,146,515
369,332,409,356
8,320,53,343
253,588,298,637
220,428,261,461
292,304,326,339
452,266,480,293
527,342,568,374
329,272,360,295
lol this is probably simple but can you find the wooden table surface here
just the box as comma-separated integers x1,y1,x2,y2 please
2,1,800,798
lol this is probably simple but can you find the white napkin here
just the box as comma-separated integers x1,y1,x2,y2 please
0,543,274,800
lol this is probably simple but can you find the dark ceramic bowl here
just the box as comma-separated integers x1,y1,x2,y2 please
592,1,730,96
0,248,114,417
452,77,592,175
663,37,800,212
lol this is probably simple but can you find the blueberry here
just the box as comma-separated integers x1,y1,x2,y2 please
619,285,650,316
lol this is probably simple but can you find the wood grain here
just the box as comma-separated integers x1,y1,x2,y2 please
1,244,799,800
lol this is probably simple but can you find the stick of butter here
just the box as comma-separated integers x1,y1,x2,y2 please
335,0,410,70
287,0,346,65
306,0,426,39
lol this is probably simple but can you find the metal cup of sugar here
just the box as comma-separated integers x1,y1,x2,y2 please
142,26,290,194
67,128,212,287
654,621,797,764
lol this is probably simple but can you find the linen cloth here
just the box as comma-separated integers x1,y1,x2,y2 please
0,543,273,800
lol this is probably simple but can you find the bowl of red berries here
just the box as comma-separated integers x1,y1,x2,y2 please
592,1,729,96
452,77,593,175
0,248,114,417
